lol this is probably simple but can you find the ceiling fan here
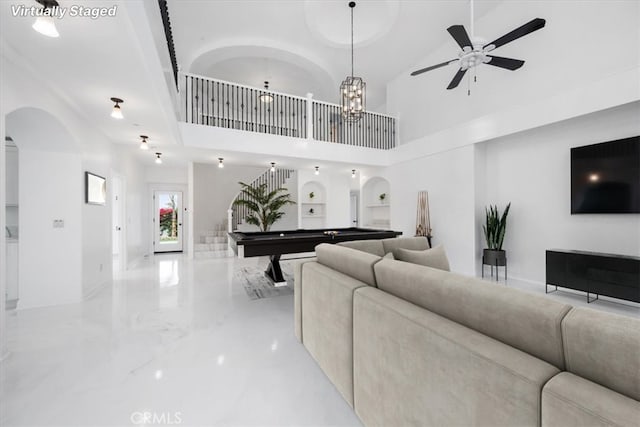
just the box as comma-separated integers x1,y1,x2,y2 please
410,0,546,92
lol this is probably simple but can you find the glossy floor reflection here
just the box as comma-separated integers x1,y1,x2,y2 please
0,254,362,427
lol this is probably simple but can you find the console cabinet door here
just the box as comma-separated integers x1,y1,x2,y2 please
565,253,589,292
546,251,565,286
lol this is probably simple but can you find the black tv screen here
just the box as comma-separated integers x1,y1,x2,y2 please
571,136,640,214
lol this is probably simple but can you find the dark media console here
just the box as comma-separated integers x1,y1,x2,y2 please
546,250,640,303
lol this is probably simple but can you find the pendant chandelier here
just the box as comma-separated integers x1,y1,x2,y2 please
340,1,366,122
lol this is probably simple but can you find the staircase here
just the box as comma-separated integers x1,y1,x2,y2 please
231,168,296,231
194,221,231,258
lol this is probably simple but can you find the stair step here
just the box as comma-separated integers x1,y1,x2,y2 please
195,243,228,251
200,236,227,244
194,250,233,259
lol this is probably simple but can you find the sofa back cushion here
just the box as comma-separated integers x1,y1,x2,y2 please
561,307,640,401
381,236,430,254
337,240,385,257
374,259,572,368
394,245,450,271
316,243,381,287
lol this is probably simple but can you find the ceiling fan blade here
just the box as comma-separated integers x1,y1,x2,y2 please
483,18,546,50
447,68,467,90
447,25,473,49
486,55,525,70
410,60,457,76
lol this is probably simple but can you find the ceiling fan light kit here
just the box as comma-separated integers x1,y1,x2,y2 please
411,0,545,94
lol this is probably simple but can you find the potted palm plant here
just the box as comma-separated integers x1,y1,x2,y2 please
482,203,511,270
233,182,296,232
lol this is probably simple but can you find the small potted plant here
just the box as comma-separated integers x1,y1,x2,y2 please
482,202,511,270
308,208,315,215
309,191,315,201
379,193,387,204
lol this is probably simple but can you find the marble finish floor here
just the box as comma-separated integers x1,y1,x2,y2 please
0,254,362,427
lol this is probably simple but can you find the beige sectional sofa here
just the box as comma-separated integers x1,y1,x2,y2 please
294,237,640,426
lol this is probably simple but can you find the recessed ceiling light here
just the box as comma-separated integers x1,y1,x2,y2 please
155,152,162,164
218,158,224,168
139,135,149,150
110,97,124,119
32,0,60,38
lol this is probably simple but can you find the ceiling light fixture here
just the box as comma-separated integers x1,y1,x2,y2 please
110,97,124,119
270,162,276,173
155,152,162,164
139,135,149,150
32,0,60,38
218,158,224,168
340,1,366,122
352,169,356,178
259,81,273,103
315,166,320,176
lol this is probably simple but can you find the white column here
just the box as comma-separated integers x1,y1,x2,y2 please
0,111,7,361
306,93,314,140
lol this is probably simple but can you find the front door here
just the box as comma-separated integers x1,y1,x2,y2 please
154,191,183,253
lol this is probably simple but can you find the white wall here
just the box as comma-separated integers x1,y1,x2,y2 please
387,145,477,275
193,162,268,237
388,1,639,144
18,149,83,309
479,102,640,283
82,145,113,298
298,169,351,229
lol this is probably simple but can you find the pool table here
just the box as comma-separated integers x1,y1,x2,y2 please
228,227,403,285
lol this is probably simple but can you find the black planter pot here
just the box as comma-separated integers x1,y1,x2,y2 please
483,249,506,266
482,249,507,281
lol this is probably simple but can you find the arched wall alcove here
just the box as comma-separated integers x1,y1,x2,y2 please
362,176,391,229
300,180,326,228
5,107,83,309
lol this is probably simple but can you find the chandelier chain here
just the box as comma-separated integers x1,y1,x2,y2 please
351,4,354,78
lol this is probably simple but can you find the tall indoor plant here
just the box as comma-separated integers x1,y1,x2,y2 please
482,202,511,269
233,182,296,232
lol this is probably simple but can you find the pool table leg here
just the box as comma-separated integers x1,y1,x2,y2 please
265,254,287,287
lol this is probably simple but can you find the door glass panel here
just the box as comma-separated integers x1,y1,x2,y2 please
158,193,179,245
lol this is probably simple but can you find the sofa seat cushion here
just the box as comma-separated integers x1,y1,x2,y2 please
374,259,572,368
337,240,385,257
393,245,450,271
354,287,560,427
381,236,430,254
562,308,640,401
542,372,640,427
315,243,381,287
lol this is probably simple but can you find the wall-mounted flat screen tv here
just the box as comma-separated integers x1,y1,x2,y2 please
571,136,639,214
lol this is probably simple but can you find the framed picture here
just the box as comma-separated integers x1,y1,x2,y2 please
85,171,106,205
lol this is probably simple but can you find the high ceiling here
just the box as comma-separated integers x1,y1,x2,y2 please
0,0,505,168
169,0,502,111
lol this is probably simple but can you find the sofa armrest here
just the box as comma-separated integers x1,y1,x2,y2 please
294,257,317,342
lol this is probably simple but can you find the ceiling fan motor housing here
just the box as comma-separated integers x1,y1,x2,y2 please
458,38,491,70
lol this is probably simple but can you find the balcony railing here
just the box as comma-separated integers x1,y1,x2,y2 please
312,100,395,150
183,74,307,138
181,73,396,149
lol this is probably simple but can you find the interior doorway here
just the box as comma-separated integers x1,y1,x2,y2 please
154,190,183,253
111,174,126,272
350,191,360,227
